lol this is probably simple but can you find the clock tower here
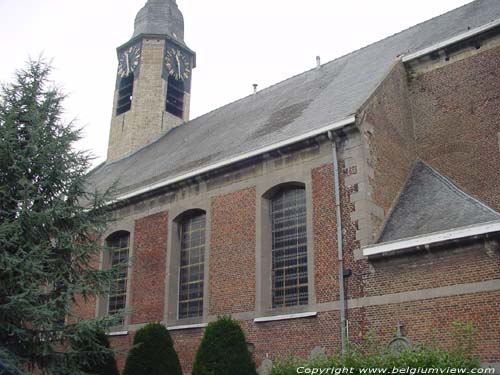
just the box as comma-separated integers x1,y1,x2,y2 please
107,0,196,162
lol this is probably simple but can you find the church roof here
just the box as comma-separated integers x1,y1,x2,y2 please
377,161,500,243
89,0,500,199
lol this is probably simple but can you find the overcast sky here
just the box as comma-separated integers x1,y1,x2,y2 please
0,0,473,166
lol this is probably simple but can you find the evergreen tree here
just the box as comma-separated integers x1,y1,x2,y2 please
72,329,119,375
0,60,122,374
123,323,182,375
192,316,256,375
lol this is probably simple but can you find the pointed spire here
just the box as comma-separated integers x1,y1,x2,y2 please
132,0,184,42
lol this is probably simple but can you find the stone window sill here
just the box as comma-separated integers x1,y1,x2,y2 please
167,323,208,331
106,330,128,336
254,311,317,323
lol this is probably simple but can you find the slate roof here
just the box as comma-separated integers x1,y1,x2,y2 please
132,0,185,42
89,0,500,197
378,161,500,243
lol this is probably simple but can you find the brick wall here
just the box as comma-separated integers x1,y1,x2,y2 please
130,211,169,324
365,291,500,362
171,329,204,374
209,187,257,315
361,62,418,237
109,334,135,372
312,164,340,303
410,45,500,211
363,238,500,297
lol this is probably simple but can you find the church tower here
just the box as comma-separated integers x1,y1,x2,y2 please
107,0,196,162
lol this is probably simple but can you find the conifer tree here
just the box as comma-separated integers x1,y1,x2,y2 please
72,330,119,375
192,316,256,375
123,323,182,375
0,59,122,374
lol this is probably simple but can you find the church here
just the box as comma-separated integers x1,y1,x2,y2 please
78,0,500,373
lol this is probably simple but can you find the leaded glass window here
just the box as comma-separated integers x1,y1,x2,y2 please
179,213,206,319
106,232,130,318
271,187,308,308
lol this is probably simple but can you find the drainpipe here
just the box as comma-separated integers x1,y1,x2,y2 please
327,130,347,355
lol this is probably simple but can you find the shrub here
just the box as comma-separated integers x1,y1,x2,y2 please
123,323,182,375
192,316,256,375
269,322,481,375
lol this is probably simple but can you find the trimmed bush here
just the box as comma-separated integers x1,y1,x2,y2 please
123,323,182,375
192,316,256,375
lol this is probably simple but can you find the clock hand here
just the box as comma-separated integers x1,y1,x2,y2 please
126,52,131,76
175,54,181,78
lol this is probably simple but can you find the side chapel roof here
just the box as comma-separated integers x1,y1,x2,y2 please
378,161,500,243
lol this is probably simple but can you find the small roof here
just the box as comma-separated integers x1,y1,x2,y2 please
377,161,500,243
89,0,500,198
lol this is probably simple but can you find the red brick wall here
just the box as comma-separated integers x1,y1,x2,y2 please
363,239,500,297
312,164,340,303
366,291,500,362
361,62,418,235
245,312,342,364
410,45,500,211
209,187,256,315
130,211,168,324
109,333,135,372
312,161,367,304
171,329,204,374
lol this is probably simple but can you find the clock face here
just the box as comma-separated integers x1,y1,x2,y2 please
117,45,141,78
165,48,191,81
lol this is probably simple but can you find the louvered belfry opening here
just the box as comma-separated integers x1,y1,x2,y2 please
271,187,308,308
166,75,184,118
116,75,134,115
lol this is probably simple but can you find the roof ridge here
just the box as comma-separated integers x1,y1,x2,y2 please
185,0,481,125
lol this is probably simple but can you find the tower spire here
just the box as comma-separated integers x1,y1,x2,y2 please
133,0,184,42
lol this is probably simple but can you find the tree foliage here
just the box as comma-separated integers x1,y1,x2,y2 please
123,323,182,375
0,59,122,374
192,316,256,375
72,329,119,375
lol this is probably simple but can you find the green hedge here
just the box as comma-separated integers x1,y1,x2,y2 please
123,323,182,375
192,316,256,375
270,322,480,375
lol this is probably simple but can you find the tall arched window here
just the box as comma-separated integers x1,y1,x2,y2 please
105,231,130,317
271,187,308,308
178,212,206,319
116,75,134,115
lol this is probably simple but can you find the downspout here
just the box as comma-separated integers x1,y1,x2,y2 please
327,130,347,355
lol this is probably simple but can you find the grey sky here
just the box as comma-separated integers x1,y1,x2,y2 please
0,0,472,165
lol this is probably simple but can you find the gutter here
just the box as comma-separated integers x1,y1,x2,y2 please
327,131,348,355
402,18,500,62
363,220,500,257
108,115,356,205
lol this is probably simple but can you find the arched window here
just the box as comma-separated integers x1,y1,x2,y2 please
178,212,206,319
105,231,130,317
116,75,134,115
165,75,184,118
271,187,308,308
